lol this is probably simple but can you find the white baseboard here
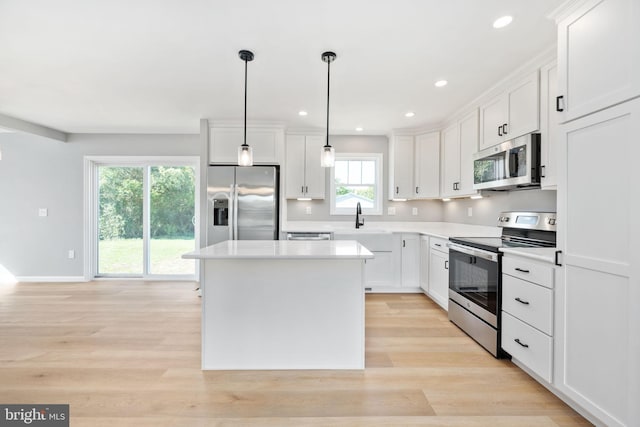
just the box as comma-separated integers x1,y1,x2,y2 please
16,276,88,283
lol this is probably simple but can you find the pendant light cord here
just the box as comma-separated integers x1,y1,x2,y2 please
325,57,331,148
243,57,248,147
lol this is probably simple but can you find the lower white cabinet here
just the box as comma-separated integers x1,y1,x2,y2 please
401,234,420,289
427,237,449,310
501,253,555,383
365,251,396,289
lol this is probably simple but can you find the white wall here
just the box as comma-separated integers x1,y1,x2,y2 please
286,135,444,222
0,132,199,279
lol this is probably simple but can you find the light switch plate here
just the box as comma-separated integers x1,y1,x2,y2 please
38,208,48,217
412,207,418,216
68,250,75,259
387,207,396,215
468,207,473,217
305,206,312,215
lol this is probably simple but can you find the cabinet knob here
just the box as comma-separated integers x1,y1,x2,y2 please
556,95,564,112
502,123,508,135
498,125,503,137
396,186,399,194
514,338,529,348
415,186,419,194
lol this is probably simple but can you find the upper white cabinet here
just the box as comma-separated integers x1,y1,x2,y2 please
209,125,283,165
389,132,440,200
285,134,325,199
441,110,479,198
388,135,415,199
479,71,540,150
555,0,640,123
540,61,559,189
414,132,440,199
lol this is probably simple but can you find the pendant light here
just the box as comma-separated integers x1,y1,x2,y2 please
238,50,254,167
321,51,336,168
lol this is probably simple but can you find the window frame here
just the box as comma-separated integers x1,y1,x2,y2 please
330,153,383,216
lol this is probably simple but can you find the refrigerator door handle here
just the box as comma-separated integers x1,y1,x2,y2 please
232,184,239,240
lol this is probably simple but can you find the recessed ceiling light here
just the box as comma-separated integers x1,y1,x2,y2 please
405,112,415,118
298,110,308,116
493,15,513,29
355,127,364,132
435,80,448,87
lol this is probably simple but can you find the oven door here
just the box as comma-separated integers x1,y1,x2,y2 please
448,243,500,327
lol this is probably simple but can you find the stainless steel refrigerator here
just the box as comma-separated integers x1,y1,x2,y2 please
207,166,279,245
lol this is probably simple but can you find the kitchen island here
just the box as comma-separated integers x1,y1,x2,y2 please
183,240,373,370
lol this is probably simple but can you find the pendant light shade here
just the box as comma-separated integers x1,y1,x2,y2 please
238,50,254,167
321,51,336,168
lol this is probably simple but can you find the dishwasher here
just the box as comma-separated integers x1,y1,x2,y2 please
286,232,332,241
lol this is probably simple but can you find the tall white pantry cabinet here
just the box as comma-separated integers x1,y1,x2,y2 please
552,1,640,426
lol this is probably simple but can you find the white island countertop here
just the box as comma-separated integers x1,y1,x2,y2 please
183,240,374,260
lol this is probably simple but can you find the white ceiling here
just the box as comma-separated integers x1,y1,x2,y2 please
0,0,562,135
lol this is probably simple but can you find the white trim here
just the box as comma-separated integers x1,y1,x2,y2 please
16,276,87,283
0,112,68,142
330,153,383,216
83,156,200,281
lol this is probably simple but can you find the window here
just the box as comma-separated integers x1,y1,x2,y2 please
330,153,383,215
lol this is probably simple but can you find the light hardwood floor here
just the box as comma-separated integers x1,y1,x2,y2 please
0,282,591,426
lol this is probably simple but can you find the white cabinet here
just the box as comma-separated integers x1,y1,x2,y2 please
419,236,430,293
479,71,540,150
285,135,325,199
414,132,440,199
389,132,440,200
441,110,479,198
400,234,420,289
555,98,640,427
555,0,640,123
427,237,449,310
388,135,414,199
539,61,559,189
501,254,555,383
209,125,283,164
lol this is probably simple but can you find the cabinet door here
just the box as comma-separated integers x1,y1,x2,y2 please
285,135,306,198
540,62,558,189
365,251,397,289
303,136,325,199
401,234,420,288
556,98,640,427
428,249,449,310
414,132,440,198
507,70,540,140
557,0,640,122
480,94,507,150
389,136,414,199
457,109,479,196
285,135,305,199
210,127,280,164
419,236,430,293
440,123,460,198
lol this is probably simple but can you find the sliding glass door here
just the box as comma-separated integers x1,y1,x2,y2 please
94,160,197,278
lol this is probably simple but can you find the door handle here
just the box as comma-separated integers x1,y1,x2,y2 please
402,240,406,248
415,186,419,194
515,297,530,305
396,186,399,194
541,165,546,178
556,95,564,112
301,185,304,194
514,338,529,348
498,125,503,137
305,186,308,193
515,267,530,273
503,123,508,135
444,260,449,270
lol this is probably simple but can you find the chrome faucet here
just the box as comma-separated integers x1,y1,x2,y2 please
355,202,365,229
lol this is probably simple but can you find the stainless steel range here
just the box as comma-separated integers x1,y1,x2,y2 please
447,211,557,357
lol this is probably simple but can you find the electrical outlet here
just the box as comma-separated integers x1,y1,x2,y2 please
468,207,473,217
387,207,396,215
68,250,75,259
412,207,418,216
305,206,312,215
38,208,48,217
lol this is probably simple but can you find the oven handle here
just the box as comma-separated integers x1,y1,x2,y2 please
447,242,499,262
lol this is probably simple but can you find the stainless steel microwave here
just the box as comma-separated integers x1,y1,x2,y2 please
472,134,541,191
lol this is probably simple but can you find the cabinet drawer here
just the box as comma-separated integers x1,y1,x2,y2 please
430,237,449,253
502,275,553,335
503,256,554,288
502,312,553,383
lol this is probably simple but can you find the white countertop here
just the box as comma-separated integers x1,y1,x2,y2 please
499,247,558,264
183,240,374,260
283,221,501,239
